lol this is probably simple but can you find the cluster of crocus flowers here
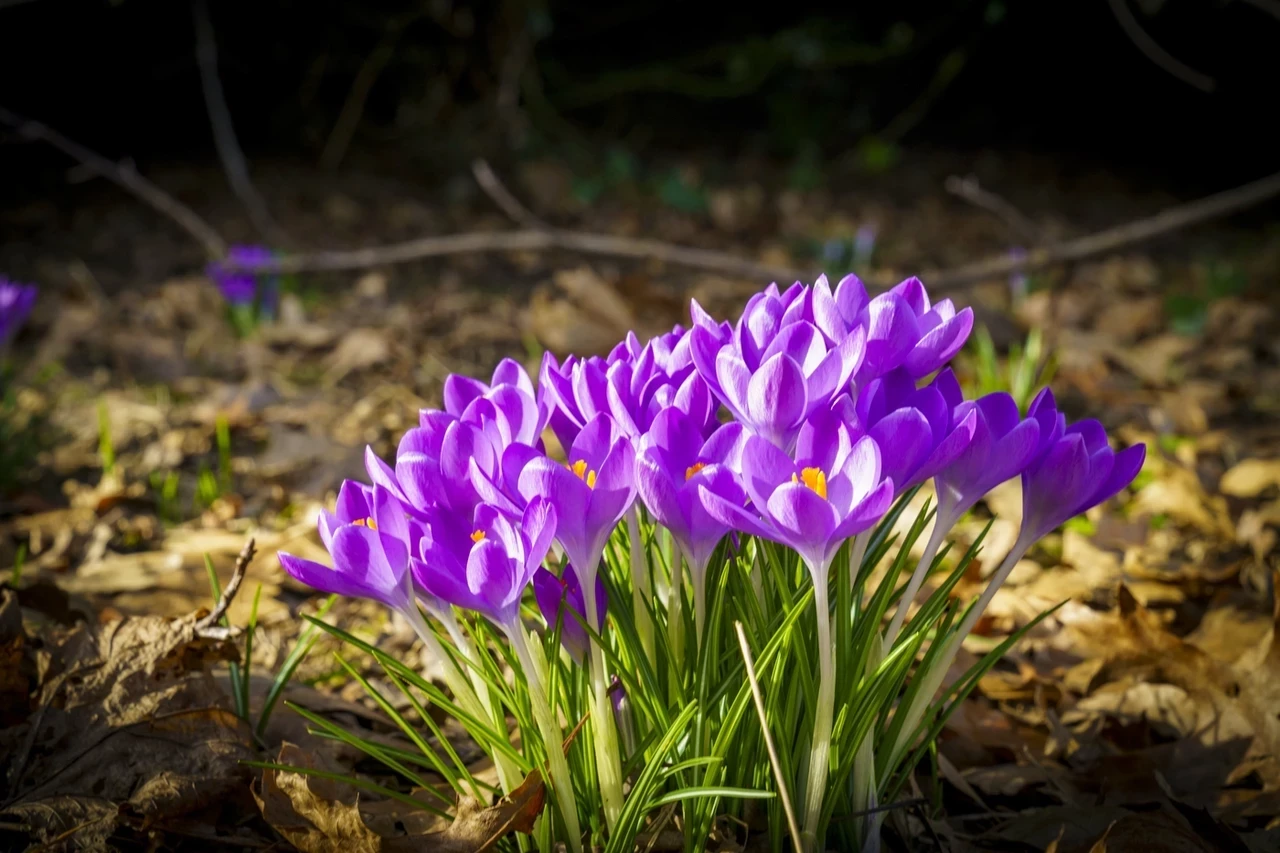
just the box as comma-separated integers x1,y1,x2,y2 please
0,277,37,357
278,274,1143,852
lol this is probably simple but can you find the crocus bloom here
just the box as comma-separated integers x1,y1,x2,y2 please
854,368,977,496
517,412,636,593
854,277,974,382
699,410,894,575
932,391,1042,530
278,484,416,614
636,408,746,638
690,289,866,452
207,245,279,311
539,353,612,451
1019,388,1146,544
443,360,550,447
0,278,37,347
533,563,606,664
414,499,556,628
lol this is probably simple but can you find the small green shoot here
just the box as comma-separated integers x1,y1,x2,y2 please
97,399,115,477
215,414,233,493
11,542,27,588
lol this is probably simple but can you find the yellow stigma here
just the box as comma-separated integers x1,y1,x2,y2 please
792,467,828,500
685,462,706,481
353,517,378,530
471,529,486,543
568,458,598,488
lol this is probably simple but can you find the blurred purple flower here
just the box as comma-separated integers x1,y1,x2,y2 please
207,245,279,312
533,562,606,664
0,277,37,347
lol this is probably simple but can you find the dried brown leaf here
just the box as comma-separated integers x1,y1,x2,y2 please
1220,459,1280,499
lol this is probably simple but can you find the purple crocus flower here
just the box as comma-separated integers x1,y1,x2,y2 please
690,286,866,452
0,278,37,347
699,410,894,575
857,277,974,382
443,360,550,448
533,563,606,664
539,352,612,451
207,245,280,312
853,368,978,496
636,409,745,628
517,413,636,597
412,498,556,629
1019,388,1146,544
931,391,1042,530
278,484,417,614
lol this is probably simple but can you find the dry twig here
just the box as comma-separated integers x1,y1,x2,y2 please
1107,0,1215,92
192,0,288,245
196,538,256,638
944,174,1043,244
472,158,548,229
0,106,227,259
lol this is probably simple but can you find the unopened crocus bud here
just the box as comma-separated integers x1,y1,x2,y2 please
609,675,636,759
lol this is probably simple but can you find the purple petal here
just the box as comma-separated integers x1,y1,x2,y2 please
904,308,973,377
444,374,489,416
746,354,807,447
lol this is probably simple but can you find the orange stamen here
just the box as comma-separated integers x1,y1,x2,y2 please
568,458,598,488
791,467,828,500
685,462,706,481
471,529,486,543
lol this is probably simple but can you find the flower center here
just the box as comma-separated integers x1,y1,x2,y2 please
568,458,598,488
791,467,828,500
685,462,706,481
471,529,486,543
352,517,378,530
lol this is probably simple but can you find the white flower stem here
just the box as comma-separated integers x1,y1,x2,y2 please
507,621,583,853
691,558,708,649
627,506,655,669
800,562,834,852
424,601,520,796
580,578,625,832
882,518,949,651
884,537,1031,774
667,553,685,695
847,532,870,593
850,635,883,852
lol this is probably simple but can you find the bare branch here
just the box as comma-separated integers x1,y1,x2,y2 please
220,168,1280,292
196,538,256,635
192,0,288,245
319,19,407,171
924,168,1280,288
944,174,1044,244
471,158,548,229
1108,0,1215,93
0,106,227,259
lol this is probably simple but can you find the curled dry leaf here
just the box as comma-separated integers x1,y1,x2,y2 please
1220,458,1280,499
0,607,254,849
255,742,546,853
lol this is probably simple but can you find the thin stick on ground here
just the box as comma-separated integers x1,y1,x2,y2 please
735,621,804,853
7,104,1279,292
944,174,1043,244
472,159,549,229
197,538,256,636
192,0,288,246
0,106,227,259
221,168,1280,290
